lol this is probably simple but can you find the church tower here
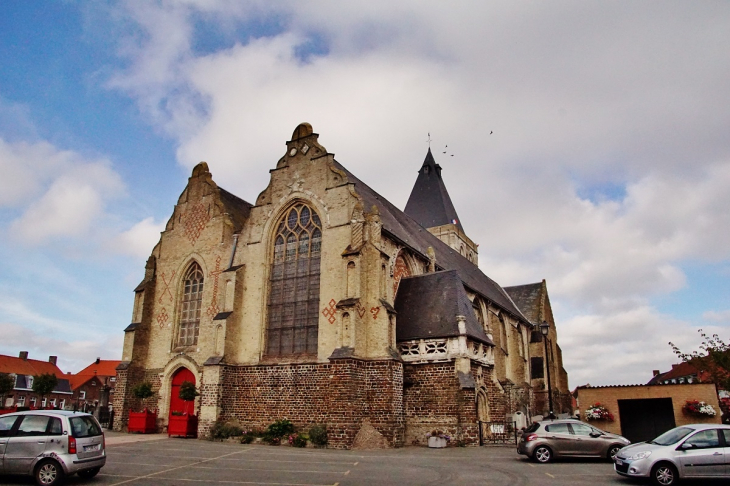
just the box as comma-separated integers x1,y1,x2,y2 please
404,149,479,265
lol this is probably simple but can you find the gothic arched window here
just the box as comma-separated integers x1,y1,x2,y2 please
267,202,322,356
178,262,204,347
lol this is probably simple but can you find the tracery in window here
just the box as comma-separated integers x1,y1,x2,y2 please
178,262,204,347
267,203,321,356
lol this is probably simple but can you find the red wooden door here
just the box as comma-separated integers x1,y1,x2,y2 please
170,368,195,416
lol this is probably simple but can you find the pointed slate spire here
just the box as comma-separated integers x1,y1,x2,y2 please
404,148,464,232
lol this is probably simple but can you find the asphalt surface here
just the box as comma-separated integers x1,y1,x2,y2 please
1,433,728,486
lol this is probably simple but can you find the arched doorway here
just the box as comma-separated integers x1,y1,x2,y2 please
477,389,490,445
170,367,196,416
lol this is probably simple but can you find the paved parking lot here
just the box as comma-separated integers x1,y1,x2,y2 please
2,435,727,486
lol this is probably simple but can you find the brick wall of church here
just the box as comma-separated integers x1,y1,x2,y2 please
112,367,163,431
403,363,507,446
212,358,403,449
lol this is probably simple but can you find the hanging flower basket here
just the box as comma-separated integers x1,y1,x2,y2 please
585,402,614,421
683,400,717,417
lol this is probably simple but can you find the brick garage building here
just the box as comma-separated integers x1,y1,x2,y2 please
576,383,721,443
114,124,569,447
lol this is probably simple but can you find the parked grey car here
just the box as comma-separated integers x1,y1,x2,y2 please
614,423,730,485
517,419,630,463
0,410,106,486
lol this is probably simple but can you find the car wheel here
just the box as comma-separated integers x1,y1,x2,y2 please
607,444,622,461
35,459,65,486
651,462,678,486
78,467,101,479
534,445,553,463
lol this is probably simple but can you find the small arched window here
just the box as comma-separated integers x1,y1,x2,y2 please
267,202,322,356
178,262,204,347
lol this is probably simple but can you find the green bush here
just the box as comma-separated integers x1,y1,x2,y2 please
208,419,243,440
131,382,154,399
240,431,256,444
308,424,328,446
266,419,295,438
290,434,308,448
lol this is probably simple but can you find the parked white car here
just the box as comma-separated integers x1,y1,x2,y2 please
614,423,730,485
0,410,106,486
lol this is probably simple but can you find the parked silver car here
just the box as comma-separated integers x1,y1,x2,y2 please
0,410,106,486
614,423,730,485
517,419,630,463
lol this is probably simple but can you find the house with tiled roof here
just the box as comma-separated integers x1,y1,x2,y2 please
114,123,569,446
0,351,72,410
69,358,122,412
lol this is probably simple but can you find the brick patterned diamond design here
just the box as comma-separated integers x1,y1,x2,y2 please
206,255,224,319
157,308,169,328
183,203,211,245
322,299,337,324
158,271,176,304
356,301,366,318
370,306,380,320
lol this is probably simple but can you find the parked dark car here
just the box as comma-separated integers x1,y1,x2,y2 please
518,419,630,463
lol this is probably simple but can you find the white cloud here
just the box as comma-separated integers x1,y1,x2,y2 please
112,216,165,259
703,310,730,323
0,322,123,375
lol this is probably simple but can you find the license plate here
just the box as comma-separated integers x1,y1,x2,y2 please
84,444,100,452
615,459,623,465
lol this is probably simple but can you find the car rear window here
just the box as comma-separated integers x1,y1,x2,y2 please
524,422,540,433
69,416,102,438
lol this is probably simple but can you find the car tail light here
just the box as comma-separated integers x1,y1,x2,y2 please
525,434,538,442
68,435,77,454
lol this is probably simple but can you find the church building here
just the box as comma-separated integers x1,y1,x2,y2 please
113,123,569,447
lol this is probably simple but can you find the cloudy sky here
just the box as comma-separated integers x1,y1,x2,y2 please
1,1,728,386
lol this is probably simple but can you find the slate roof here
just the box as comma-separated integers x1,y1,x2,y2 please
395,270,493,345
334,161,529,324
404,149,464,232
218,187,253,233
503,282,543,324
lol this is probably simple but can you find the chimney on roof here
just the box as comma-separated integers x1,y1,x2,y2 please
653,370,661,377
19,351,28,360
95,357,100,364
49,356,57,366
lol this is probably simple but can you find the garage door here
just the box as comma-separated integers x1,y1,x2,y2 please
618,398,675,443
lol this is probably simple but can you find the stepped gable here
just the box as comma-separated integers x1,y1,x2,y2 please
333,161,528,324
503,282,543,324
395,270,494,344
404,148,464,232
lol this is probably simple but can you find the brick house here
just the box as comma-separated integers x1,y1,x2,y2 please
576,383,721,443
0,351,72,410
114,123,570,447
69,358,122,412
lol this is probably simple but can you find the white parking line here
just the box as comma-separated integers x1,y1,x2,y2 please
108,448,253,485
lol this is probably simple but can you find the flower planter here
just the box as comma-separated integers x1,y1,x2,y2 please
168,414,198,438
128,409,157,434
428,436,447,448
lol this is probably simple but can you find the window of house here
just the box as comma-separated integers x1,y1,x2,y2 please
530,331,542,343
178,262,204,347
79,390,86,400
27,376,34,388
17,396,25,406
41,398,47,407
59,399,65,410
531,357,544,379
267,202,322,356
50,398,56,407
29,397,37,407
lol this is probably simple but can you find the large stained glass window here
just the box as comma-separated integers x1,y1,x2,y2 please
267,203,322,356
178,262,204,347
